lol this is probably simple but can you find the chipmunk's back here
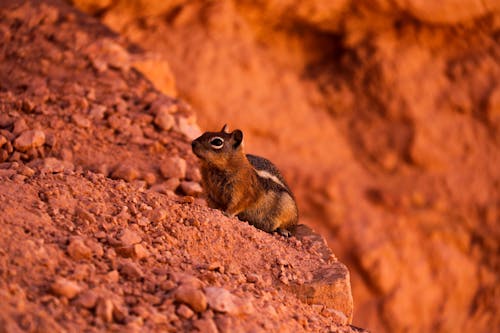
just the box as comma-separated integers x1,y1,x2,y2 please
246,154,294,196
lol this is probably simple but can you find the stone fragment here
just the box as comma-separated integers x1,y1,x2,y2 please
246,273,261,283
12,118,28,135
193,317,218,333
105,270,120,283
175,116,201,140
75,207,97,224
108,114,131,130
0,135,7,147
96,297,114,323
41,157,74,173
72,0,113,16
51,278,82,299
72,114,91,128
112,164,139,182
180,181,203,196
143,172,156,185
149,208,167,223
18,165,35,177
174,285,207,313
186,167,201,182
159,157,186,179
204,287,238,314
117,229,142,247
67,238,92,260
89,104,106,119
164,177,181,191
119,261,144,280
133,244,150,260
0,114,13,128
176,304,194,319
76,290,98,309
14,130,45,152
154,108,175,131
172,273,204,289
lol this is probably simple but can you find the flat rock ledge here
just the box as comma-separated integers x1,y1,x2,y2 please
291,224,354,324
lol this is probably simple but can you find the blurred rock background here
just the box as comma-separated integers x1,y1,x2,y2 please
69,1,500,332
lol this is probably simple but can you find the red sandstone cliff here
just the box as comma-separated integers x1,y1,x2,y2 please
66,0,500,332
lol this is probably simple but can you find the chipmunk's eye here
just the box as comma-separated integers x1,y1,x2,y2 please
209,137,224,149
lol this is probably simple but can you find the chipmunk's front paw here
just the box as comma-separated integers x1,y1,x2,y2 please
276,228,292,237
223,211,235,218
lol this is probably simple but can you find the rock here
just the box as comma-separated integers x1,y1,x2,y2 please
14,130,45,152
180,181,203,196
193,317,219,333
171,273,204,289
96,297,114,323
76,290,99,309
133,244,150,260
394,0,499,24
89,104,106,119
75,207,97,224
175,116,201,140
204,287,238,314
41,157,74,173
159,157,186,179
0,135,7,147
18,165,35,177
174,285,207,313
72,114,91,128
67,238,92,260
149,208,168,223
143,172,156,185
112,164,139,182
287,264,353,324
105,270,120,283
154,108,175,131
12,118,29,135
246,273,260,284
286,225,353,322
176,304,194,319
159,280,176,292
164,177,181,191
119,260,144,280
51,278,82,299
72,0,113,15
117,228,142,247
107,114,131,130
186,167,201,182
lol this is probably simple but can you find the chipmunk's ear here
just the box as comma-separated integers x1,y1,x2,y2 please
232,129,243,148
221,124,229,133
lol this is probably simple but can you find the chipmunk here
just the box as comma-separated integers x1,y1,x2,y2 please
191,125,298,236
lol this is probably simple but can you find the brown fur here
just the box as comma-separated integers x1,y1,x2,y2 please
192,125,298,233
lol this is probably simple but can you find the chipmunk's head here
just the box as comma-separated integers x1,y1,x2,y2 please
191,124,244,168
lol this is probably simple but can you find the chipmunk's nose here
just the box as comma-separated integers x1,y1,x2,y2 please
191,140,198,152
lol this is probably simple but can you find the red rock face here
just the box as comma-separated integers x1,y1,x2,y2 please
68,1,500,332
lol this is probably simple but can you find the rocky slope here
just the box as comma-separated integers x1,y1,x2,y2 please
0,1,362,332
67,0,500,332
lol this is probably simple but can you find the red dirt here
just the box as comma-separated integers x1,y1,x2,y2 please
0,1,362,332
